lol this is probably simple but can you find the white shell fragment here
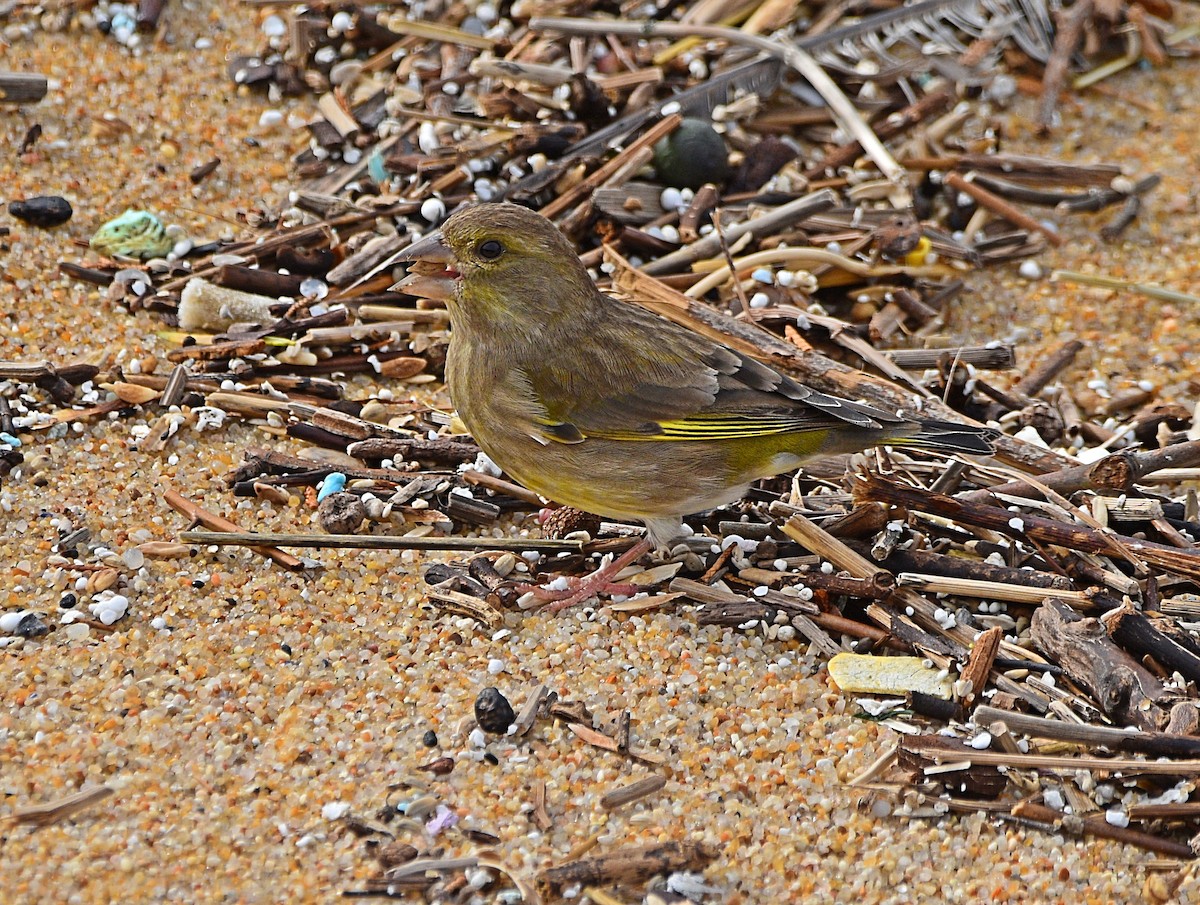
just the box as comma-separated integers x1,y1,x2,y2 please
178,278,280,331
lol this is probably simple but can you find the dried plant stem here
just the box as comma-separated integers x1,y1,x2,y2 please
532,18,909,201
7,786,114,827
1011,801,1193,859
165,487,304,570
1050,269,1200,306
975,706,1200,758
539,114,681,219
857,473,1200,583
960,440,1200,503
895,573,1097,608
942,172,1063,247
180,530,584,553
684,246,945,298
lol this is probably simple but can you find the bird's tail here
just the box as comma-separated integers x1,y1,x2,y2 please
890,419,996,456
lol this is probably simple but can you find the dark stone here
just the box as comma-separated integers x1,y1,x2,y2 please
9,196,73,228
422,729,438,747
474,686,515,734
15,612,50,638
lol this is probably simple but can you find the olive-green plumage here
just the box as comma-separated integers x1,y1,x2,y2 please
399,202,992,547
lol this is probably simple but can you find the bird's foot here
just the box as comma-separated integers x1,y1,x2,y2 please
519,538,652,614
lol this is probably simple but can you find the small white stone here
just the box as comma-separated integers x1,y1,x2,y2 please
421,198,447,224
64,622,91,641
748,292,770,309
1018,260,1043,280
322,801,351,820
1105,809,1130,828
968,731,992,750
1008,517,1025,532
487,658,505,675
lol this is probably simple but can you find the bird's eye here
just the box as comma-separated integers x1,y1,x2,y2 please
477,239,504,260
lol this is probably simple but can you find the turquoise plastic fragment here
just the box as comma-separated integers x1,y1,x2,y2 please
90,209,173,259
317,472,347,501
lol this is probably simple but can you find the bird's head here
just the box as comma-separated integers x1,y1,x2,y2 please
394,202,591,324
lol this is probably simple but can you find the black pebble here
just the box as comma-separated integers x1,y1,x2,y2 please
9,196,73,228
422,730,438,747
59,593,77,609
474,686,515,734
16,612,50,638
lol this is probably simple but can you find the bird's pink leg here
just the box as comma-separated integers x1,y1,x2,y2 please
522,538,653,614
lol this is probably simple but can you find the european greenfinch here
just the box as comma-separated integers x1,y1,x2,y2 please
397,202,992,550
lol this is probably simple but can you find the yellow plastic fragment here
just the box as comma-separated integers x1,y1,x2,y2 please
903,236,932,267
828,652,953,699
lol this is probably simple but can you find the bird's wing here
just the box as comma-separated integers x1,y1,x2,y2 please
526,320,906,445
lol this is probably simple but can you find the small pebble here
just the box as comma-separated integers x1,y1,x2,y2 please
421,197,446,224
317,492,365,534
8,196,73,228
474,686,516,733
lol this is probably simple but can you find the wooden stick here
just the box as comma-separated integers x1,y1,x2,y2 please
539,115,681,220
857,473,1200,583
7,786,113,827
0,72,48,104
1038,0,1095,132
973,440,1200,504
1104,605,1200,686
1031,598,1170,731
180,529,583,553
896,573,1099,608
884,346,1017,371
600,775,667,810
958,626,1003,708
1012,800,1193,860
640,189,838,276
1013,340,1084,397
975,705,1200,758
943,172,1063,247
165,489,304,570
902,734,1200,775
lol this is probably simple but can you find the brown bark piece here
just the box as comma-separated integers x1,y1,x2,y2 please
1030,598,1172,731
1104,604,1200,687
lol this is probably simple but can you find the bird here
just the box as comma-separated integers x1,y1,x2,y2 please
396,201,993,607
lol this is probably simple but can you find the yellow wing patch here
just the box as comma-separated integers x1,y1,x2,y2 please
592,414,811,442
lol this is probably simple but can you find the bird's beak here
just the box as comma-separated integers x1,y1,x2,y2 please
392,230,459,301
